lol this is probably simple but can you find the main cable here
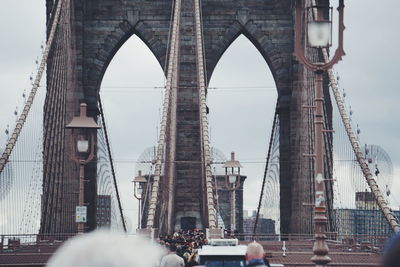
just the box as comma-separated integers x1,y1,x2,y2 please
0,0,65,175
195,0,217,229
146,0,181,230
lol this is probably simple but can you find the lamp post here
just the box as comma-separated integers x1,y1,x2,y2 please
133,170,147,230
66,103,100,233
294,1,346,266
222,152,242,233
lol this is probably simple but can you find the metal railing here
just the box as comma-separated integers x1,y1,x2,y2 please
0,234,75,253
234,232,389,252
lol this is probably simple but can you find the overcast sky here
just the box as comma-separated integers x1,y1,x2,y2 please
0,1,399,233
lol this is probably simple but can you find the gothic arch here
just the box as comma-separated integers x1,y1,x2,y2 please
205,20,293,96
84,20,167,95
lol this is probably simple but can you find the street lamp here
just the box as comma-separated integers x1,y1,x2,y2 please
294,0,345,71
66,103,100,233
294,1,346,266
222,152,242,233
133,170,147,230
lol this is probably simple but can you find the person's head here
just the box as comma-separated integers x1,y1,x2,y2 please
46,230,162,267
246,241,264,262
383,234,400,267
169,244,177,252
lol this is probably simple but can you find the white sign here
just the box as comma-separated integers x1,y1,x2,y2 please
76,206,87,223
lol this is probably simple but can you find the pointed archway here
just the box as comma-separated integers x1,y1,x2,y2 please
208,34,278,233
99,35,165,233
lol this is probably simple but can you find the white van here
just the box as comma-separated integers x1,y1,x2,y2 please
196,239,284,267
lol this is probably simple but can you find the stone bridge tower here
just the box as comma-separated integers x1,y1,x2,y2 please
41,0,333,235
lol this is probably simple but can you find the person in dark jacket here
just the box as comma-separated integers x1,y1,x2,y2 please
382,233,400,267
245,241,270,267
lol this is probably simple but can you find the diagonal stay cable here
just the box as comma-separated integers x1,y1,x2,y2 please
309,0,399,233
253,104,278,235
98,96,127,232
0,0,65,175
327,64,399,233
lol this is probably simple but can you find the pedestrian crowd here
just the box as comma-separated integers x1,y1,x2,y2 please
159,229,206,267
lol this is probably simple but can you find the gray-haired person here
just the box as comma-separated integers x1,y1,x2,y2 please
246,241,270,267
47,231,162,267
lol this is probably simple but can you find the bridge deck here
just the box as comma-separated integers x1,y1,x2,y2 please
1,239,381,267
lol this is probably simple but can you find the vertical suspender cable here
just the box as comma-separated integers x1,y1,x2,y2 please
309,0,399,232
327,64,399,233
0,0,64,175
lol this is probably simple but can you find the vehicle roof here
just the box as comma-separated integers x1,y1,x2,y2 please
198,245,247,256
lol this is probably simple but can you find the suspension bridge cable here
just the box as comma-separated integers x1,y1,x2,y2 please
164,0,179,230
322,93,336,233
323,51,400,233
139,164,154,229
98,97,127,232
59,85,278,89
308,0,399,233
5,159,361,164
0,0,64,175
146,0,181,230
253,104,278,235
195,0,217,229
41,15,66,232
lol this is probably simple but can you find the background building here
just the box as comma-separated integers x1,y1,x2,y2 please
335,192,400,246
96,195,111,228
243,210,275,236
